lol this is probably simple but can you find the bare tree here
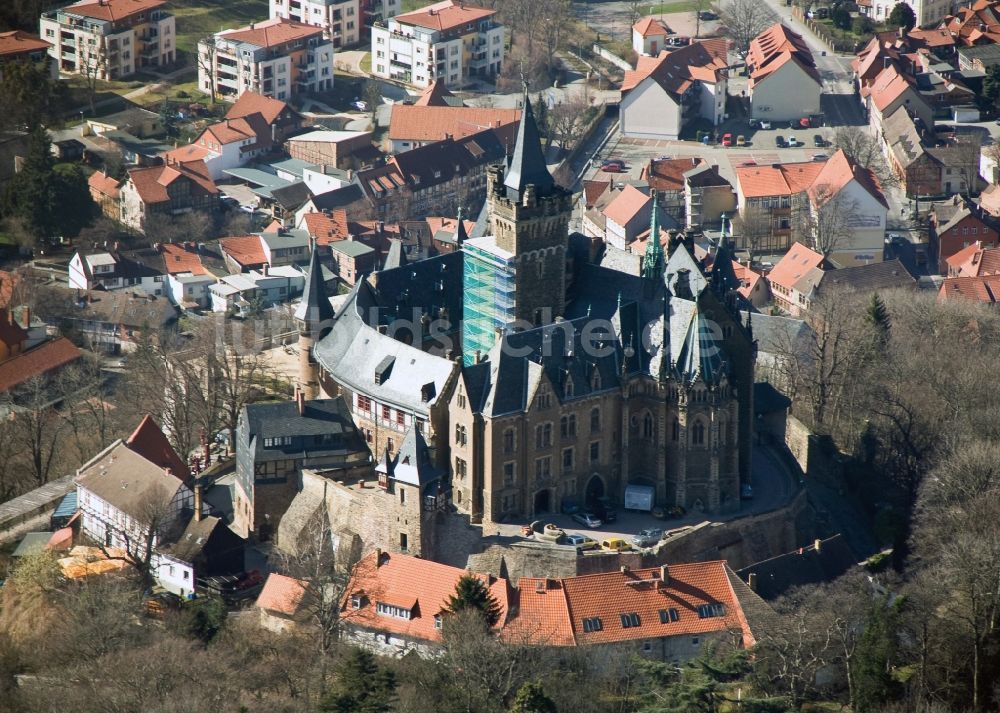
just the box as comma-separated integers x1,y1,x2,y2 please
732,205,773,265
626,0,643,28
721,0,772,54
807,184,860,260
547,94,592,152
1,375,71,488
832,126,898,189
79,47,109,115
197,35,219,104
94,495,181,589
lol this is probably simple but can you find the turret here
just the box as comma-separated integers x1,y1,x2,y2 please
294,244,334,399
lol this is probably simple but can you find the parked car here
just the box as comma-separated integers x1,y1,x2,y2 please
632,528,665,547
601,159,626,173
740,160,758,167
351,99,368,111
564,533,600,550
736,135,746,146
698,10,717,20
721,132,733,147
572,511,603,528
813,134,826,147
787,136,800,147
775,135,786,147
812,153,829,161
601,538,634,553
656,154,673,160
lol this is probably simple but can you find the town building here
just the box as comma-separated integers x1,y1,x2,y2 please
118,158,220,234
387,103,519,153
943,0,1000,45
371,0,505,89
0,304,82,395
64,288,178,354
861,0,953,29
809,258,915,305
286,129,375,169
601,185,655,251
199,18,335,102
938,274,1000,303
40,0,175,79
269,0,361,48
945,241,1000,277
0,30,57,79
746,24,821,122
930,196,1000,272
684,162,736,231
766,242,827,316
257,573,310,632
620,38,728,141
632,17,672,57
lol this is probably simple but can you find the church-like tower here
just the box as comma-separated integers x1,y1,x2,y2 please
294,245,334,399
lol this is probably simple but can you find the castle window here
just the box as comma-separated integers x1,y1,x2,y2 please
535,456,551,479
560,415,576,438
504,462,515,486
455,458,467,478
382,405,391,420
503,428,515,453
590,408,601,433
357,395,371,412
455,424,467,445
399,487,405,505
536,423,552,448
562,447,574,471
692,421,705,446
643,413,655,440
565,375,574,398
458,392,466,408
589,442,600,464
672,418,679,442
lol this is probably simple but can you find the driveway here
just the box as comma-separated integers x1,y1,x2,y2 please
495,444,800,547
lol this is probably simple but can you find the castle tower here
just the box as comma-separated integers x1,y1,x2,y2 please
294,245,334,399
462,89,574,363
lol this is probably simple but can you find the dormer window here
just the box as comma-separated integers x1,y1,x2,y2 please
351,594,365,609
376,602,412,620
434,614,443,629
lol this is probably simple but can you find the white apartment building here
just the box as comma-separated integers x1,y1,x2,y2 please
862,0,952,28
199,18,335,102
39,0,175,80
371,0,504,89
269,0,361,48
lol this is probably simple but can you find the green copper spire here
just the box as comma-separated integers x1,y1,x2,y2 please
642,192,665,281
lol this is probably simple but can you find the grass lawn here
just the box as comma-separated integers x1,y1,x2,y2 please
359,52,372,74
641,0,700,15
170,0,268,57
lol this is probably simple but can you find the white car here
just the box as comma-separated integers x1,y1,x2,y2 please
351,100,368,111
787,137,800,147
758,120,772,130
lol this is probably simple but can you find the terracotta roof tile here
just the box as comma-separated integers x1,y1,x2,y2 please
303,210,350,244
162,144,213,163
808,149,888,209
88,171,122,199
0,30,49,58
582,179,611,208
602,185,652,228
220,18,323,49
0,338,81,393
159,243,209,276
642,157,702,192
948,243,1000,277
126,414,188,481
61,0,166,23
0,271,22,310
633,16,672,37
226,91,288,125
346,551,511,643
733,261,765,300
0,309,27,351
393,0,497,32
766,242,826,292
127,160,217,205
622,38,728,94
257,574,309,616
735,161,824,199
220,235,266,268
980,183,1000,217
938,275,1000,303
514,562,757,648
413,80,456,106
389,105,520,143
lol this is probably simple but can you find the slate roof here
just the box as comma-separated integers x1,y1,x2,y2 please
816,259,915,294
294,246,334,324
159,515,222,562
72,289,178,330
241,396,369,463
735,534,858,600
504,92,554,198
388,427,443,488
270,181,313,212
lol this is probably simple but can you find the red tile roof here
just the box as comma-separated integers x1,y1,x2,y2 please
808,149,888,209
0,271,22,310
767,242,826,293
0,30,49,58
220,18,323,49
733,261,765,301
938,275,1000,303
633,17,672,37
389,105,521,143
980,183,1000,217
867,65,916,112
88,171,122,199
413,80,456,106
0,338,81,393
346,551,511,643
642,157,703,193
159,243,210,276
736,161,824,199
513,562,756,648
582,179,611,208
126,160,218,205
161,144,213,163
394,0,497,32
302,210,350,244
426,215,475,241
126,414,188,481
0,309,27,351
62,0,166,23
747,23,820,87
622,38,728,94
220,235,266,268
226,91,288,125
602,185,652,228
257,573,309,616
946,243,1000,277
201,115,271,151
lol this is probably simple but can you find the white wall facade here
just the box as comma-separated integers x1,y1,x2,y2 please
270,0,362,47
632,29,667,58
817,178,888,267
621,79,682,140
751,62,821,121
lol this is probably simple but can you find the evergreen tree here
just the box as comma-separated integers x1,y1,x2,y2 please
319,648,396,713
865,292,892,349
851,596,902,712
831,5,852,30
983,65,1000,111
2,126,95,245
509,682,557,713
445,573,503,627
888,2,916,31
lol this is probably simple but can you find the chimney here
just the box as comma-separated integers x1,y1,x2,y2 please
375,547,383,566
296,387,305,415
620,564,630,574
747,572,757,591
814,538,822,552
262,262,269,276
358,479,365,488
194,482,203,522
659,564,669,586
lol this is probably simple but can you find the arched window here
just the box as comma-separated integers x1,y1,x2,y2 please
565,375,574,398
503,428,515,453
590,407,601,433
671,418,679,442
692,420,705,446
643,413,655,439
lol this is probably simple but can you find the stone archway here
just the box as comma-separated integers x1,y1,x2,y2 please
533,489,551,514
585,475,605,509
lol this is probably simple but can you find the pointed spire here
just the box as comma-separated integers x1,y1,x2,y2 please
643,192,665,281
503,87,555,198
455,207,468,246
294,244,334,326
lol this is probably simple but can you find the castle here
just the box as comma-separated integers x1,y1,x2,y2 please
291,91,756,530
